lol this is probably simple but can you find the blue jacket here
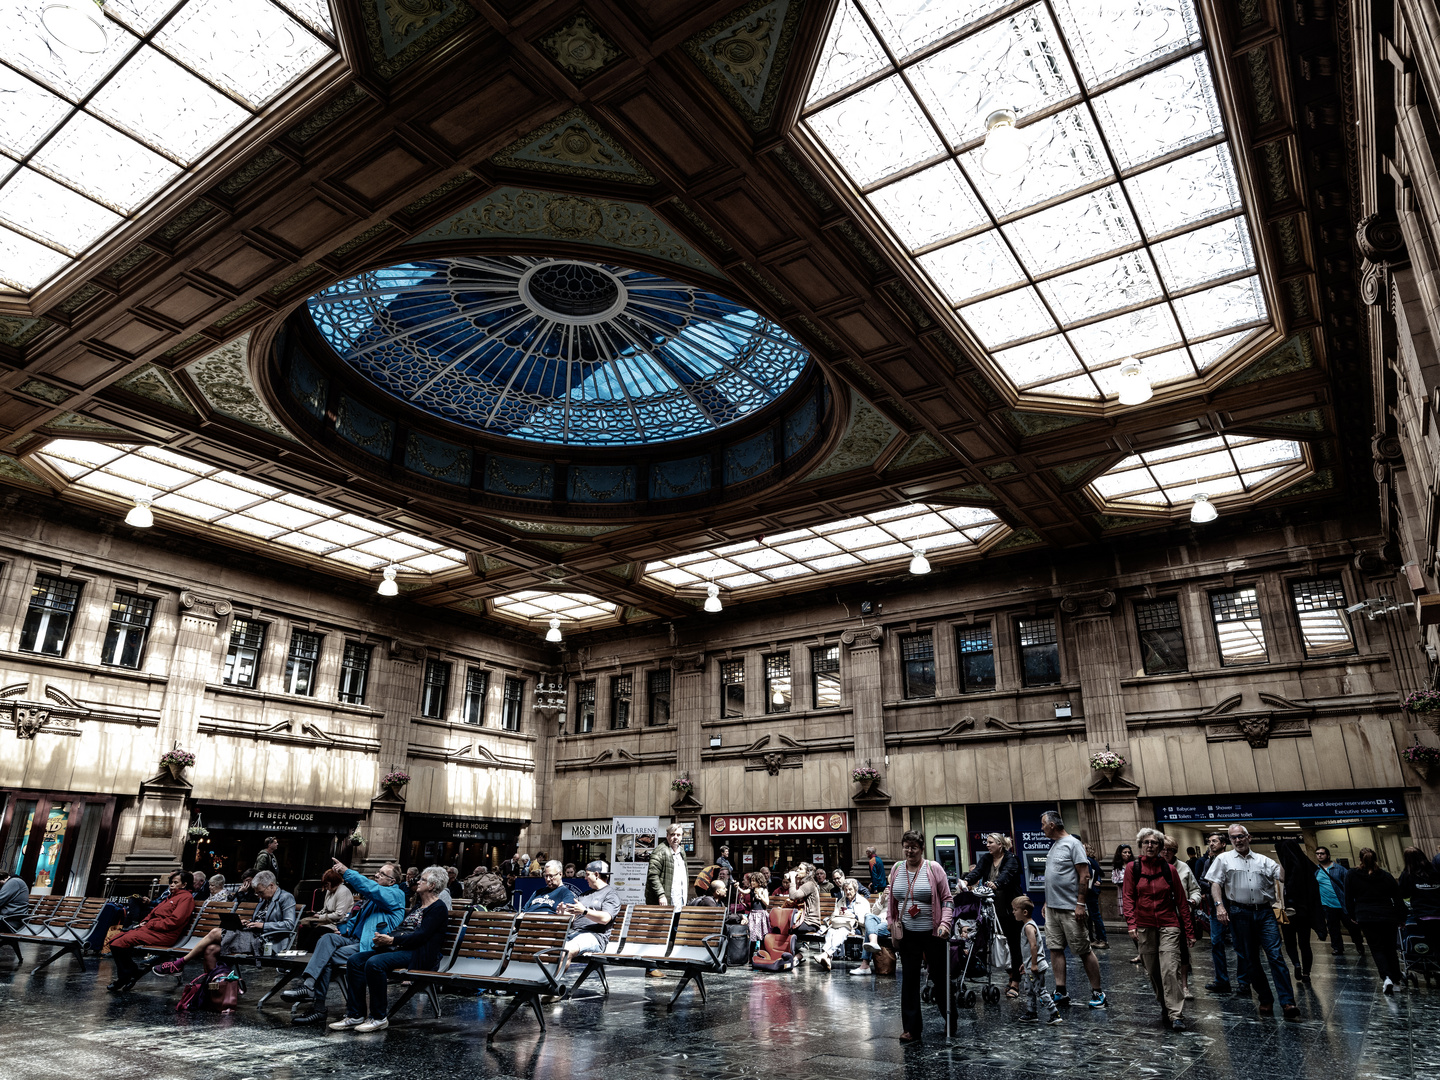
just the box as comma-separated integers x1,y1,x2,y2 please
869,855,886,892
1319,863,1349,910
336,869,405,949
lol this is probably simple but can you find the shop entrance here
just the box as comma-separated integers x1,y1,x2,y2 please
708,810,853,889
0,791,114,895
400,814,521,878
187,802,358,888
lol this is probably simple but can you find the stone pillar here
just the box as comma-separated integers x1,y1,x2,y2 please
525,670,563,857
843,626,892,871
673,653,705,787
356,641,424,871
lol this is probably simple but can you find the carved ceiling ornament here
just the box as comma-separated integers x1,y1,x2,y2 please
492,109,655,184
540,13,622,80
1059,589,1117,616
713,16,774,89
386,0,447,37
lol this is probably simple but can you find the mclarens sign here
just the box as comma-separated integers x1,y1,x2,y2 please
709,812,849,836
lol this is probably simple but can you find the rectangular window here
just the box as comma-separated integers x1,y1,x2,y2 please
721,659,745,717
900,632,936,698
223,617,266,687
284,630,323,695
764,653,792,713
575,680,597,733
463,668,489,725
421,659,451,719
812,645,841,709
102,591,155,669
338,642,371,704
1135,599,1188,675
648,670,671,726
501,676,524,731
1290,578,1356,658
19,574,81,657
611,674,632,730
956,625,996,692
1210,587,1268,665
1017,617,1061,687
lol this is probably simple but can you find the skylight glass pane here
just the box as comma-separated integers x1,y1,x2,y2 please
1037,374,1101,399
0,168,121,253
1067,303,1182,365
1120,346,1194,388
273,0,336,38
156,491,228,521
1091,52,1222,171
866,0,1013,57
0,225,70,290
1172,276,1266,337
107,0,186,34
155,0,328,107
807,75,945,187
32,111,179,213
1002,185,1140,274
961,106,1111,217
169,477,258,512
807,0,890,103
0,66,69,156
247,501,323,530
994,335,1085,388
869,161,988,250
918,231,1025,303
1150,217,1254,291
90,46,249,164
219,514,286,539
0,7,138,101
908,6,1079,145
959,287,1055,348
1190,328,1256,369
1229,436,1301,470
1050,0,1200,88
1037,250,1162,324
1124,144,1241,236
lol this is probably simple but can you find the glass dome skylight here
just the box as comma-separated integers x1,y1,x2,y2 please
800,0,1272,404
1086,434,1308,514
306,256,812,446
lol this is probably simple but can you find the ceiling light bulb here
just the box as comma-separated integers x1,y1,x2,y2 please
1190,492,1218,523
772,687,785,705
704,583,722,613
545,617,563,643
377,564,399,596
42,1,109,53
124,496,153,529
909,548,931,575
982,109,1028,176
1115,357,1154,405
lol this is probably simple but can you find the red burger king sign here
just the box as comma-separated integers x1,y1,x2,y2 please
708,811,850,836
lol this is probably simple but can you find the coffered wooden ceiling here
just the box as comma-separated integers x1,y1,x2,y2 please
0,0,1373,634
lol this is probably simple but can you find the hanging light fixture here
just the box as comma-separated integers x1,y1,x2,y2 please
704,582,722,613
1189,492,1217,523
982,109,1028,175
377,564,399,596
42,1,109,53
772,685,786,706
1115,357,1154,405
545,617,563,643
908,547,931,575
124,493,153,528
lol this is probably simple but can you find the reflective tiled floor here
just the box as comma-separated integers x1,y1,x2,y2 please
1,942,1436,1080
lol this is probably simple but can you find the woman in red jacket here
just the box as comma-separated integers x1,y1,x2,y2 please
1124,828,1195,1031
108,874,196,992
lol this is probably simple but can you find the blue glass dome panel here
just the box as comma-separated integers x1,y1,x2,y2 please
305,256,812,446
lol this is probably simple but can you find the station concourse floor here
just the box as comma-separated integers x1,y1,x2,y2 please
1,944,1435,1080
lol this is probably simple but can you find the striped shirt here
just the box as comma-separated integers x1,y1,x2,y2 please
894,861,934,933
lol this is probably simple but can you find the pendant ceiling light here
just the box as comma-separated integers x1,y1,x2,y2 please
704,582,723,613
1190,492,1218,523
377,564,399,596
42,1,109,53
981,109,1028,176
1115,358,1154,405
545,617,563,643
123,493,153,528
908,548,931,575
772,686,786,706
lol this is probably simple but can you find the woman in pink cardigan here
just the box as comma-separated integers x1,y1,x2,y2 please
888,829,955,1045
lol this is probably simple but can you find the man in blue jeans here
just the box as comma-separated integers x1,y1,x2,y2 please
1205,825,1297,1020
1193,833,1245,994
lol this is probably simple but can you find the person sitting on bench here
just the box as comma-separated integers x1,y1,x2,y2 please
558,861,622,969
153,870,295,976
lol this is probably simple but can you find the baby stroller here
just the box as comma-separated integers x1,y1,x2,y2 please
922,885,1003,1014
1400,919,1440,988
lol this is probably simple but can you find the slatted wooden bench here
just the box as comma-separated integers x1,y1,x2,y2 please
569,904,674,997
388,908,514,1018
572,905,727,1009
29,896,111,971
0,896,85,965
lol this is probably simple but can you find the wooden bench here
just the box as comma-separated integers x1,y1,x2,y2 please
388,908,514,1018
571,905,726,1008
0,897,84,966
30,896,110,971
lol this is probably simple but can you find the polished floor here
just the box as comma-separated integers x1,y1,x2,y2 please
1,939,1435,1080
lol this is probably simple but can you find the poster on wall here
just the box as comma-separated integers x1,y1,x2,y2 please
14,806,70,895
610,816,660,905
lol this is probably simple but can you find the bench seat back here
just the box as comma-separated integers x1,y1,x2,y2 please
612,905,674,959
444,911,514,979
668,907,725,965
496,913,571,983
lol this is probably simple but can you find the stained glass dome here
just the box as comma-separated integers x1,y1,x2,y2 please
305,256,812,446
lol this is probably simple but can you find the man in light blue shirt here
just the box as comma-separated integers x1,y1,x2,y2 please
1315,847,1364,956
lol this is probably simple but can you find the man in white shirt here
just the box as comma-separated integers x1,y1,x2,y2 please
1204,825,1297,1020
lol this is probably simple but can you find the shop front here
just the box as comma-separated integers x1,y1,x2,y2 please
189,801,359,885
708,810,851,883
400,813,523,878
0,789,115,895
561,818,677,871
1154,790,1412,872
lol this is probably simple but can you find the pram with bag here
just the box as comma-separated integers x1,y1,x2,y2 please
922,885,1005,1019
1400,918,1440,988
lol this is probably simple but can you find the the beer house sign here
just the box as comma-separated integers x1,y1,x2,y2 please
709,812,850,836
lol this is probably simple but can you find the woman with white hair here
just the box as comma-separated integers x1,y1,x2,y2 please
332,865,451,1033
819,879,868,971
152,870,295,978
1124,827,1194,1031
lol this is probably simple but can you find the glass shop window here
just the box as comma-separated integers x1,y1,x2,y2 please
463,668,489,725
223,617,266,688
501,676,524,731
284,630,323,695
19,573,82,657
956,625,996,692
900,632,936,699
1017,617,1061,687
611,674,632,730
721,659,745,717
421,659,451,719
812,645,841,709
765,653,792,714
338,642,371,704
1209,587,1268,665
1134,599,1188,675
648,669,671,726
575,680,597,733
1290,578,1357,658
102,591,155,669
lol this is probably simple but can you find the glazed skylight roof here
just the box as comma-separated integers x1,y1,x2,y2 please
1086,434,1308,513
644,503,1006,594
306,256,812,446
0,0,336,293
490,591,618,625
801,0,1271,403
32,439,467,576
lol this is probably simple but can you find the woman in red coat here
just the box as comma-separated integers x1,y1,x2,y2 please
108,874,196,991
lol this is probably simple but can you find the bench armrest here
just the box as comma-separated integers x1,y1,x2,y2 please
530,945,568,988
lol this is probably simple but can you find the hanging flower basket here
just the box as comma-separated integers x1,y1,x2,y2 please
349,831,366,847
1090,748,1127,783
1402,744,1440,782
852,766,882,791
381,770,410,794
1401,689,1440,714
671,773,694,796
160,749,195,780
186,825,210,839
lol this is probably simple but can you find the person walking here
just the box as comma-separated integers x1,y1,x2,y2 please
1204,824,1298,1020
1274,839,1323,981
1124,829,1194,1030
1162,835,1203,999
1315,846,1365,956
1345,847,1406,994
1084,842,1109,950
867,846,886,894
1112,844,1142,967
1041,811,1105,1008
1194,832,1244,995
888,830,954,1045
962,832,1023,997
1013,895,1060,1024
254,836,280,877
